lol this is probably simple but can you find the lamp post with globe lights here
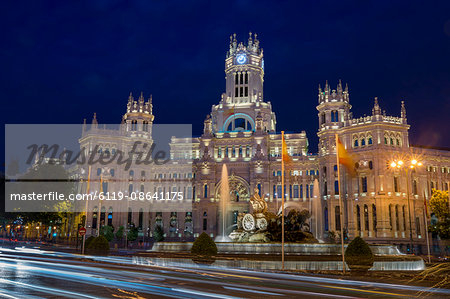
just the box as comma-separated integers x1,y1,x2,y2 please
389,158,422,254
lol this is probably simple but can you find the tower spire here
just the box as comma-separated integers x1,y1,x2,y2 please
401,100,407,120
372,97,381,115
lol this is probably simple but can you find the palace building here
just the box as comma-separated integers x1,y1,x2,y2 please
80,33,450,253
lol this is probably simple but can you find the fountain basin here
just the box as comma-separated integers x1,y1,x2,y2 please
134,256,425,271
151,242,403,255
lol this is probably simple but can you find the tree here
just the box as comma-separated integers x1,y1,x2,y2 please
99,225,114,242
153,225,165,242
127,223,138,241
115,226,124,240
429,189,450,240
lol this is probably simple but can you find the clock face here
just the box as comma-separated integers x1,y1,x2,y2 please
236,54,247,65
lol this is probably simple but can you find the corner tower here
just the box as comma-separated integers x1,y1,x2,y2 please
122,92,154,138
317,80,351,155
210,33,276,134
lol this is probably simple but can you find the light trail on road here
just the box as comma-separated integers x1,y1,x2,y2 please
0,247,448,298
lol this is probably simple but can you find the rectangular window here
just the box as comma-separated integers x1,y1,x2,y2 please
394,177,399,192
293,185,299,198
306,184,309,198
334,180,339,194
277,185,282,199
361,176,368,193
300,185,303,198
203,218,207,231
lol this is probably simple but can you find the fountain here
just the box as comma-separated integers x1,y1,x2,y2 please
228,186,270,242
215,164,231,242
150,175,424,271
311,179,323,241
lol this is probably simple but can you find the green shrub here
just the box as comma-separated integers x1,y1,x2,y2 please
115,226,124,240
85,236,95,248
100,225,114,242
191,232,217,256
127,224,138,241
153,225,165,242
345,237,374,272
87,235,110,255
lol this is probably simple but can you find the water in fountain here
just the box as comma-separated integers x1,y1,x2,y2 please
311,178,323,241
215,164,231,242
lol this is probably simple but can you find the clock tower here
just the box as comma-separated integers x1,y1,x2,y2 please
210,33,276,133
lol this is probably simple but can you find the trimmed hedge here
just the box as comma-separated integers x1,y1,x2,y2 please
87,235,110,255
345,236,374,272
85,236,95,248
191,232,217,256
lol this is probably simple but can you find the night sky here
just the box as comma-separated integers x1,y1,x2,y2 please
2,1,450,167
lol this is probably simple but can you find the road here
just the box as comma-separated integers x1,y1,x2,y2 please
0,247,448,298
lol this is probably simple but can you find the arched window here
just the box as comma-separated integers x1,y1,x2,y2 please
128,184,133,194
331,110,339,122
356,205,361,231
97,168,102,176
257,183,262,196
140,184,144,192
413,180,418,195
129,170,134,177
223,113,255,132
395,205,400,231
324,207,329,231
110,169,115,177
372,204,377,232
335,206,341,231
354,139,359,147
128,207,132,226
364,204,369,231
138,208,143,229
389,204,393,230
92,206,98,229
107,207,113,226
396,138,401,146
384,137,388,144
368,136,373,145
402,205,406,231
100,206,106,227
361,138,366,146
141,170,145,177
204,184,208,198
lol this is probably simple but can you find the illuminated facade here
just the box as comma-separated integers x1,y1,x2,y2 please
81,34,450,253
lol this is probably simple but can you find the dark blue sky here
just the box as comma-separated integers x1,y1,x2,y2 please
2,0,450,164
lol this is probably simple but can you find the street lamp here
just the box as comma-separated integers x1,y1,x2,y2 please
389,158,422,254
